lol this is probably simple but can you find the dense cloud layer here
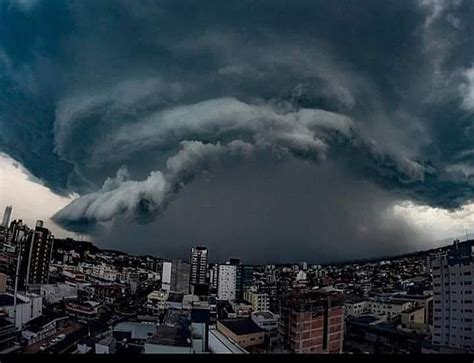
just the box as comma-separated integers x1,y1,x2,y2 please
2,0,474,260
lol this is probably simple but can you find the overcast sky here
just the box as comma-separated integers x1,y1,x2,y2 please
2,0,474,262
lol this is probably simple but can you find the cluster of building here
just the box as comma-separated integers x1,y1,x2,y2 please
0,205,472,354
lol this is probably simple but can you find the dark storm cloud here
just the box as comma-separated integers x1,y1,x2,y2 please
96,158,428,264
1,0,474,259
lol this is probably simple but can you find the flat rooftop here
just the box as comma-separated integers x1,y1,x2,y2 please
0,293,27,306
219,319,263,336
252,311,276,319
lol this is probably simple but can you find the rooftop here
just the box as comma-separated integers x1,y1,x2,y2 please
149,311,191,347
26,311,67,333
219,319,264,335
252,311,277,319
97,336,115,347
0,293,27,306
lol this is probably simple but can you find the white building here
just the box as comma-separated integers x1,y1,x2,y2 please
95,336,116,354
161,262,172,291
344,299,369,318
251,311,279,331
40,283,78,304
146,290,168,313
0,293,42,330
243,287,270,311
296,270,307,281
431,240,474,353
217,264,237,301
367,298,413,321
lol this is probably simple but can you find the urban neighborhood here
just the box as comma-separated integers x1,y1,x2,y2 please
0,205,472,355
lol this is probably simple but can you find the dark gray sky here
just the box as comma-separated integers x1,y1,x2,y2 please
2,0,474,262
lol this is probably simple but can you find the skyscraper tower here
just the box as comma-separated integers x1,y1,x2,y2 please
190,246,208,295
18,221,54,289
1,206,12,228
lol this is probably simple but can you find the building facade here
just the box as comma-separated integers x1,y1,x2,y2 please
1,206,12,229
19,222,54,289
244,287,270,311
190,247,208,295
279,290,344,354
217,264,237,301
431,240,474,353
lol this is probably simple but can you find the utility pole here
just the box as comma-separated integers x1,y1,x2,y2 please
13,238,22,331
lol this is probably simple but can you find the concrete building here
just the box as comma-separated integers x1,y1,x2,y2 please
244,287,270,311
18,222,54,288
217,319,264,348
367,298,413,321
22,312,68,345
95,336,117,354
40,283,78,304
0,292,42,330
208,327,248,354
161,261,172,292
113,321,156,342
401,306,426,330
146,290,168,313
279,290,344,354
161,260,191,294
144,311,193,354
343,297,369,318
251,311,279,331
217,264,237,301
431,240,474,353
190,247,208,295
1,206,12,229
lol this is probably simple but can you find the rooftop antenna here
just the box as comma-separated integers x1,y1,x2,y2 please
465,228,469,241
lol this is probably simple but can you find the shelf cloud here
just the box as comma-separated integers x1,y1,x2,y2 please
2,0,474,260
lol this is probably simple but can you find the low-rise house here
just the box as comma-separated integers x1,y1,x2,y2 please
22,312,67,345
65,300,101,321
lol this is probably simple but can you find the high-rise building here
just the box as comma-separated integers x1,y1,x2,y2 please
161,261,172,292
209,263,219,291
279,290,344,354
217,263,237,301
171,259,191,294
162,260,191,294
240,264,255,293
7,219,28,244
228,258,242,300
431,240,474,353
190,246,208,295
1,206,12,228
18,221,54,289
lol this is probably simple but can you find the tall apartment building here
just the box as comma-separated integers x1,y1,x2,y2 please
190,247,208,295
217,264,237,301
279,290,344,354
1,206,12,228
171,260,191,294
431,240,474,353
18,221,54,289
209,263,219,291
